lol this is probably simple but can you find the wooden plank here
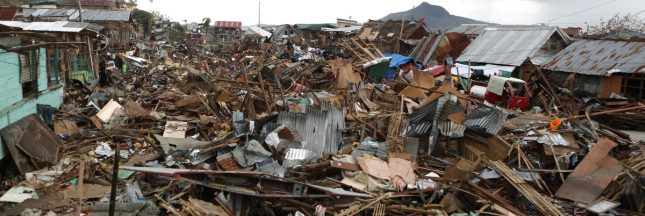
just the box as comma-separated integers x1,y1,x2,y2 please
489,161,565,216
16,117,61,164
1,114,43,174
555,138,622,204
331,161,361,171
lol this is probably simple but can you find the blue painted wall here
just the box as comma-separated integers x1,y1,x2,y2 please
0,48,64,159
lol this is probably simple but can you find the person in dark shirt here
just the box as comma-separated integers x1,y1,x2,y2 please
114,53,123,71
99,57,109,87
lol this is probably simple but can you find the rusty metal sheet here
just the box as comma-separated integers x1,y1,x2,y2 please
555,138,622,204
544,39,645,76
16,117,61,164
1,114,48,174
331,161,361,171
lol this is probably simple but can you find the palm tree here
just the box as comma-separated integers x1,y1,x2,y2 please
202,17,211,33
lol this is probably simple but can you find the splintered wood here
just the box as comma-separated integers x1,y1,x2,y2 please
333,193,390,216
488,161,565,216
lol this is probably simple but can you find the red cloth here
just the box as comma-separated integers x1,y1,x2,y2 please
425,65,445,76
485,91,503,104
507,96,529,111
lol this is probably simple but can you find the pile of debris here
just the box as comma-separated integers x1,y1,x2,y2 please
0,30,643,216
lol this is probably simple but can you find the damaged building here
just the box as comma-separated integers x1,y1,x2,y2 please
358,19,430,54
212,21,242,43
543,38,645,100
0,3,643,216
456,25,572,80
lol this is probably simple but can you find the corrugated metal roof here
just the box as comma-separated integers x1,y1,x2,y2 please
277,104,344,157
404,136,420,159
456,25,571,66
244,25,272,38
322,25,362,33
294,23,336,30
447,24,488,35
464,103,508,135
282,148,315,168
214,21,242,29
271,24,297,40
409,34,440,65
410,32,471,65
0,21,88,32
20,8,130,22
543,39,645,76
0,7,17,21
437,120,466,138
407,92,466,154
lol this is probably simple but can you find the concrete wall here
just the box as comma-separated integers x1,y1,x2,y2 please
0,48,64,159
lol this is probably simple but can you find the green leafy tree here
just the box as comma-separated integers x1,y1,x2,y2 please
169,22,186,42
202,17,211,33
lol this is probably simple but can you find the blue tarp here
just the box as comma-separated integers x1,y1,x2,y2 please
382,53,423,80
384,53,423,69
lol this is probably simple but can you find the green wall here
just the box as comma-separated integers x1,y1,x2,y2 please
0,48,64,159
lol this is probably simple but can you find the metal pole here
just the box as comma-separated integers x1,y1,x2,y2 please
77,0,83,22
258,1,262,27
108,142,120,216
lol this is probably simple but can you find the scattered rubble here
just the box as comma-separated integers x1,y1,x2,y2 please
0,6,643,216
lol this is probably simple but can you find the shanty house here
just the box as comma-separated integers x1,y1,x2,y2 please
447,24,488,40
543,39,645,100
321,25,363,45
25,0,135,10
358,20,430,54
409,32,471,66
243,25,271,46
270,24,300,43
0,24,92,160
0,21,102,84
212,21,242,43
294,23,335,46
561,27,582,38
17,8,134,52
456,25,572,80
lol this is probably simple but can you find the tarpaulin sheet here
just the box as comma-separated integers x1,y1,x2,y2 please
383,53,423,80
383,53,422,69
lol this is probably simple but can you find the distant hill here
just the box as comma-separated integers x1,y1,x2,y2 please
381,2,489,32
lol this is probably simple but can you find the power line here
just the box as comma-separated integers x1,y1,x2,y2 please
633,8,645,16
548,0,620,23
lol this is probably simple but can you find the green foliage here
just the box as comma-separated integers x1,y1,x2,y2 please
0,0,25,6
202,17,211,33
169,22,186,42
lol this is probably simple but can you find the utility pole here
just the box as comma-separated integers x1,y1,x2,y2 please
258,1,262,27
77,0,83,22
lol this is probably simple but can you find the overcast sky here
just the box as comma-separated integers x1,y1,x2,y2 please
136,0,644,28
